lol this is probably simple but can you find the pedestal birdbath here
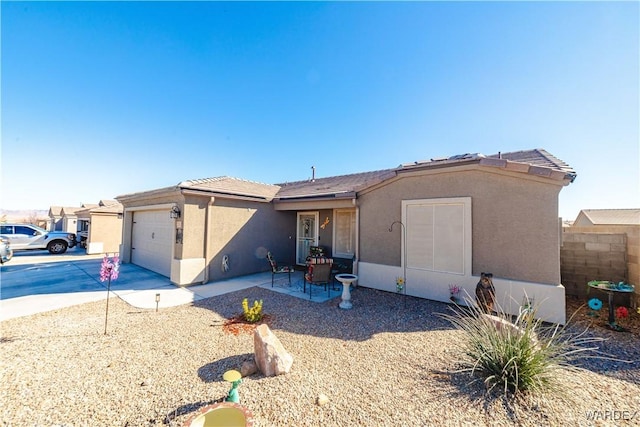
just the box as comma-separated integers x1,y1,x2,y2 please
336,274,358,309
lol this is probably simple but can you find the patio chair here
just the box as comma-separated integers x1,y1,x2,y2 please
266,251,293,287
304,257,333,299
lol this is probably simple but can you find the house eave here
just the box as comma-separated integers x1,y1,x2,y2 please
180,188,273,203
273,191,356,203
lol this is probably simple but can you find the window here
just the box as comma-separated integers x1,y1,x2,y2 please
403,198,471,275
15,226,38,236
333,209,356,258
0,225,13,234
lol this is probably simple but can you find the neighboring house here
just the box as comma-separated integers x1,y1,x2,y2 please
573,209,640,227
49,204,98,234
117,148,575,323
76,200,124,254
48,206,63,231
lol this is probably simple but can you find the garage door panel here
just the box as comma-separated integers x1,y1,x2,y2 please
132,210,172,277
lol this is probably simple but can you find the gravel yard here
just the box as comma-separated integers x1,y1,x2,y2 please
2,287,639,426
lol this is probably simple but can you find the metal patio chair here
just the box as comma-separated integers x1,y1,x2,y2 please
266,251,293,287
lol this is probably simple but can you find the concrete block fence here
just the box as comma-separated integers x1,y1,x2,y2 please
561,229,637,307
560,231,631,306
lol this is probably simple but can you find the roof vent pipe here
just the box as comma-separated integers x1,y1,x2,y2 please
311,166,316,182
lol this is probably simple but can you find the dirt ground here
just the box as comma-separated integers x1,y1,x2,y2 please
565,294,640,335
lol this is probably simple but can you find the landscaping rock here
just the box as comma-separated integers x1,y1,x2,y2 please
241,360,258,377
254,324,293,376
316,393,329,406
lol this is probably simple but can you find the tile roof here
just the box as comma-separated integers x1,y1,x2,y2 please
400,148,576,182
48,206,62,216
117,149,574,203
577,209,640,225
274,169,397,200
90,202,123,214
274,148,575,200
179,176,280,201
60,206,83,215
487,148,576,182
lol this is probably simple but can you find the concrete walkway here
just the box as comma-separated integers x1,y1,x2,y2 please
1,257,342,321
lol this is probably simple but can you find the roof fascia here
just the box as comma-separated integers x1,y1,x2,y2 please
273,197,356,211
180,188,272,203
116,185,181,203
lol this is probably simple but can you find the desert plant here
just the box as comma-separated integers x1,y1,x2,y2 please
439,297,606,396
242,298,263,323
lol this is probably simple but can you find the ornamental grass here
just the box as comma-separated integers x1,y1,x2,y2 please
439,296,608,396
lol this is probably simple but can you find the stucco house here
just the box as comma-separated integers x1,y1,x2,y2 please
117,148,575,323
76,200,124,254
573,209,640,227
49,204,97,233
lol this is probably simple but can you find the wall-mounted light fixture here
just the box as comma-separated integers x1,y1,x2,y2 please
155,293,160,312
170,205,181,219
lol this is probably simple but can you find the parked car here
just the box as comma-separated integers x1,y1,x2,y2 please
0,224,76,254
0,237,13,263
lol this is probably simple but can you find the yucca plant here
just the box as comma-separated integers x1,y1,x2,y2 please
439,296,606,396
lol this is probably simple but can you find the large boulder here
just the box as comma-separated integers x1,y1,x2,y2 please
254,324,293,376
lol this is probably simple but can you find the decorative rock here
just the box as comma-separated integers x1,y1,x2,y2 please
254,324,293,376
316,393,329,406
241,360,258,377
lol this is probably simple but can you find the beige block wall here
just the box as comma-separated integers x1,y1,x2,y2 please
359,168,564,285
87,214,123,254
564,225,639,307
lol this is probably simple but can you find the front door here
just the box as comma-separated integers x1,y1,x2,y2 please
296,212,318,265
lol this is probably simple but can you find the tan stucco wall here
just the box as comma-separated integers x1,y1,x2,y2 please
87,214,123,254
118,189,295,284
358,167,564,285
206,198,296,282
179,195,208,260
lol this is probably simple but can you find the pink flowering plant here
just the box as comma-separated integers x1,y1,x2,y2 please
449,285,461,302
100,253,120,335
100,254,120,282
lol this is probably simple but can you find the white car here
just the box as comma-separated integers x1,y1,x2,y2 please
0,224,76,254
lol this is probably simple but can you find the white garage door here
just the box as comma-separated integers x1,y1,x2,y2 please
131,210,173,277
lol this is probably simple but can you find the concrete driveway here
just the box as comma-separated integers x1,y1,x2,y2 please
0,251,298,321
0,248,343,321
0,256,184,321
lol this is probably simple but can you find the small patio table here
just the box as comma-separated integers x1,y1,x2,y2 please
588,281,635,332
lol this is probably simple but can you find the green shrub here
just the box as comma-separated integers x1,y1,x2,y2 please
242,298,263,323
439,298,605,396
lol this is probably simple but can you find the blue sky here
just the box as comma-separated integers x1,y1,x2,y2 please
2,1,638,220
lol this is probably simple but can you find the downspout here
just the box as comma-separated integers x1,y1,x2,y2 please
353,198,359,276
203,197,215,283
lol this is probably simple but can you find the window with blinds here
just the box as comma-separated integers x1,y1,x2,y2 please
333,209,356,258
403,198,471,275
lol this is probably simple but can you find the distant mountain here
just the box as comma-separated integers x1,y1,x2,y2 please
0,209,49,222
